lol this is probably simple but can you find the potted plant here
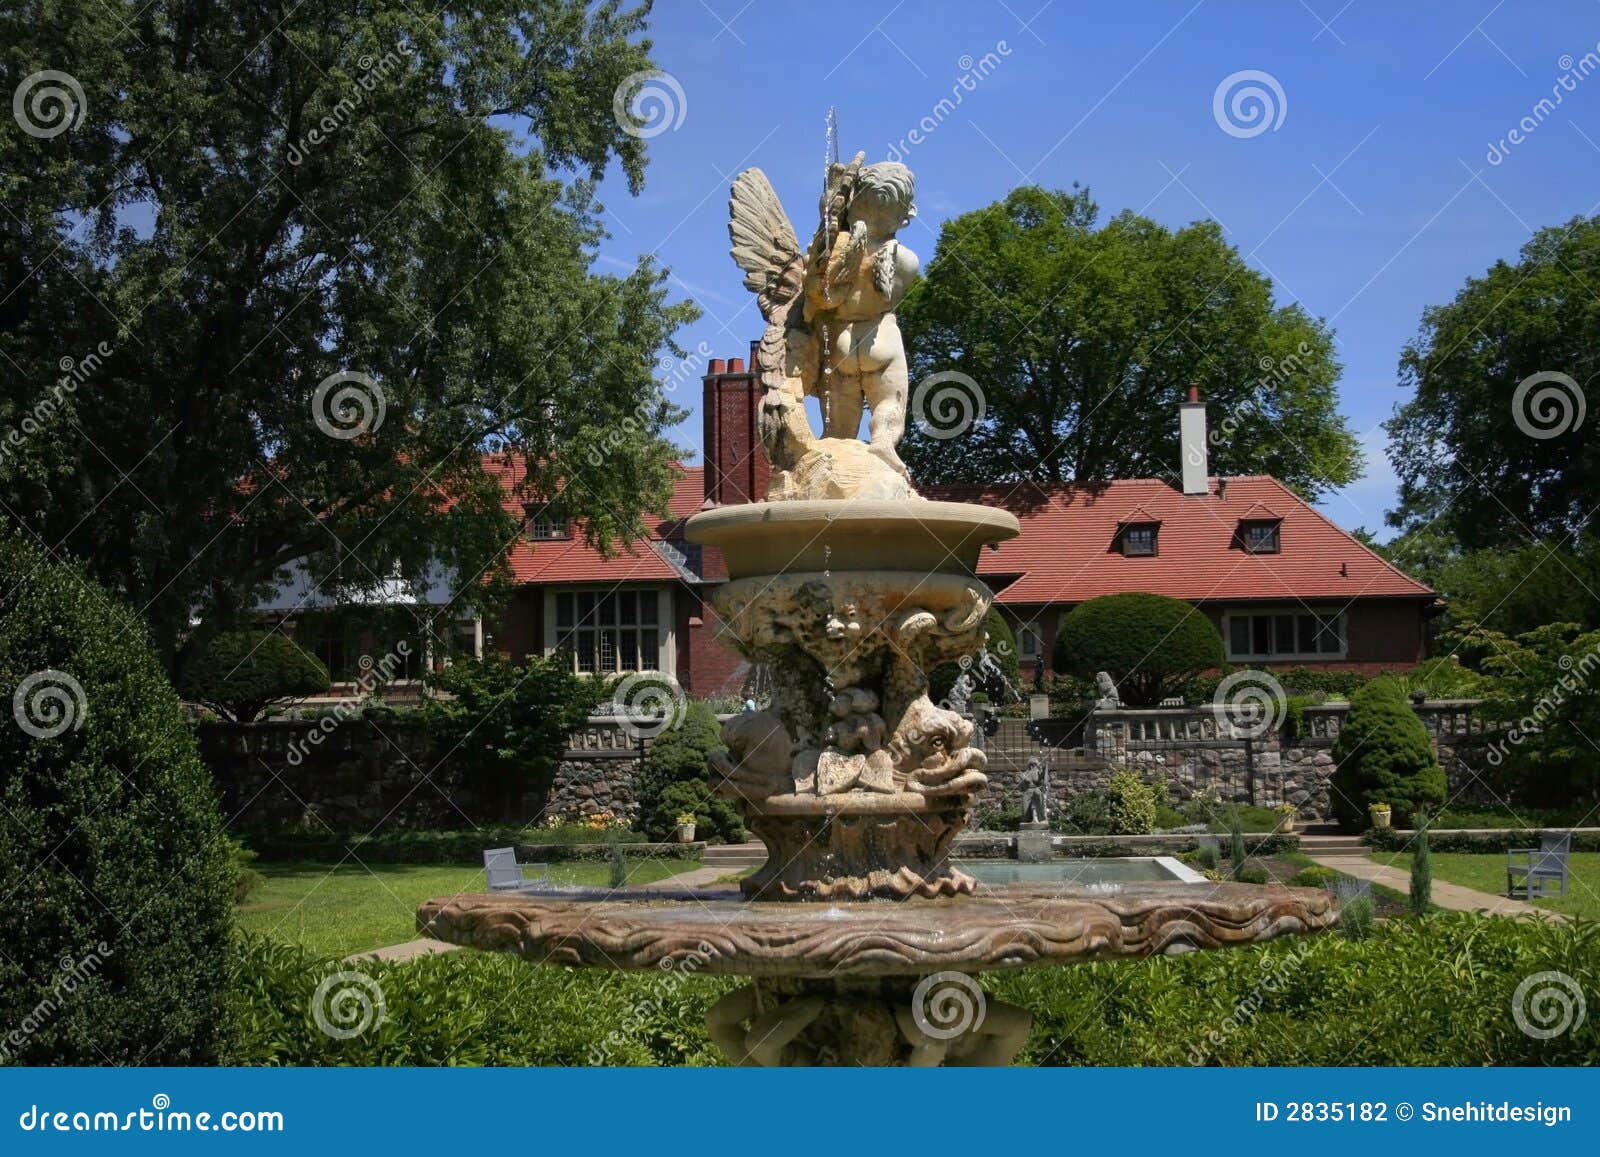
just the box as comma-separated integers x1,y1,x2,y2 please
674,812,697,844
1273,802,1297,833
1368,801,1391,829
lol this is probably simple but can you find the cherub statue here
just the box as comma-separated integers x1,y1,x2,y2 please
728,153,920,501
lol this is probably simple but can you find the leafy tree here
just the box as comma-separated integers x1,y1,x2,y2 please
1471,621,1600,807
0,535,234,1062
1053,592,1224,706
0,1,695,669
1387,215,1600,548
179,630,330,721
635,701,743,843
896,186,1360,497
1329,677,1447,831
422,654,606,822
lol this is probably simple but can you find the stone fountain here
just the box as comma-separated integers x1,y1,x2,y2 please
418,144,1336,1066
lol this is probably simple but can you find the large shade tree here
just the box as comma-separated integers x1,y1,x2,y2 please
1387,215,1600,550
895,186,1360,498
0,1,694,670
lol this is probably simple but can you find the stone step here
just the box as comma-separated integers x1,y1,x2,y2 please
701,843,765,867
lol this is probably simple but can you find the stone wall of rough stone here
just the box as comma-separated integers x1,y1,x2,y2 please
199,717,647,828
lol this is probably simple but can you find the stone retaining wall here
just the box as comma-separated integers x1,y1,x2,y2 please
199,716,650,828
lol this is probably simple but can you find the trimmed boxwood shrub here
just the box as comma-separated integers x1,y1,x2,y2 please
1053,592,1223,706
227,914,1600,1065
1104,770,1159,835
1329,676,1447,831
635,701,744,844
1366,826,1600,854
0,536,234,1063
180,629,330,722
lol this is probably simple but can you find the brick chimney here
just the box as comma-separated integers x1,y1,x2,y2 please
701,341,770,506
1180,384,1209,496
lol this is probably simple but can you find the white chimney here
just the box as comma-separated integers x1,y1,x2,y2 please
1180,385,1209,495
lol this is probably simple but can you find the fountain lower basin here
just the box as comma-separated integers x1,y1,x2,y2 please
417,880,1335,978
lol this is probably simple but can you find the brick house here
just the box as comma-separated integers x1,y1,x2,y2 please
260,351,1436,697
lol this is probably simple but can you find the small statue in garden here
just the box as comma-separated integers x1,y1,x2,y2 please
1019,755,1050,826
1094,670,1121,709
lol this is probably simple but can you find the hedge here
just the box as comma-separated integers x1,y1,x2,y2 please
228,913,1599,1065
0,536,234,1063
1365,827,1600,854
1054,593,1223,706
1330,676,1446,830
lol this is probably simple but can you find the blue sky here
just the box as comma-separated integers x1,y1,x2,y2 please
590,0,1600,537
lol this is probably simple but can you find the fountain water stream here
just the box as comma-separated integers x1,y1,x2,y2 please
417,141,1336,1066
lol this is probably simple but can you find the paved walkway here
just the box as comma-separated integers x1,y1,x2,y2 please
1305,849,1563,920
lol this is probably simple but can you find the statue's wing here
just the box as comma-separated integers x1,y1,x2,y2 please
729,168,805,322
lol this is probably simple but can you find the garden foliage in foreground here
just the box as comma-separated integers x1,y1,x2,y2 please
228,914,1598,1066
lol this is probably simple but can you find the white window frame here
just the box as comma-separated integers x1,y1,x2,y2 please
528,514,571,541
1222,607,1347,662
543,585,675,676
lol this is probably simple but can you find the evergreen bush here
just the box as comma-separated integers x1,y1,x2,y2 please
1329,676,1447,831
179,629,330,721
635,701,744,843
0,536,234,1062
1053,593,1223,706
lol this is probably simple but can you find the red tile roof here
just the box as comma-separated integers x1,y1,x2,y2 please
927,476,1433,606
484,457,1431,607
487,456,705,585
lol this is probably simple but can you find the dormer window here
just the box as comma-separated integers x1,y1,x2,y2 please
1240,520,1281,554
526,508,570,540
1121,522,1159,557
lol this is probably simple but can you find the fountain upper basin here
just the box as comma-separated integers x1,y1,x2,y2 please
685,499,1019,580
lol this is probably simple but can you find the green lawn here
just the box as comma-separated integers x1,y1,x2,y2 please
237,858,702,958
1367,851,1600,922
